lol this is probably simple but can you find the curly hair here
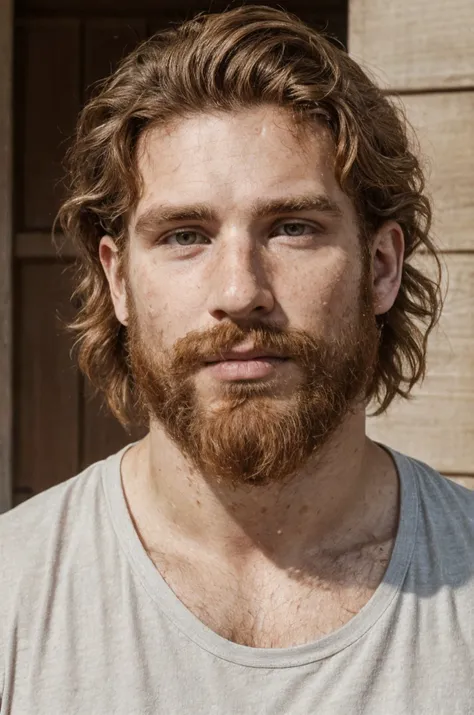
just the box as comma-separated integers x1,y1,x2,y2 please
56,4,443,427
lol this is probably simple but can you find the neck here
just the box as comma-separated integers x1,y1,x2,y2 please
121,412,399,570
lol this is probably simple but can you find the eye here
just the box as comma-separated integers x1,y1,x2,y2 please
273,222,318,238
164,230,209,246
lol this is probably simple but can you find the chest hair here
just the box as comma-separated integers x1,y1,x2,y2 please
146,539,393,648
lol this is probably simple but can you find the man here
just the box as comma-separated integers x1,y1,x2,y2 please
1,5,472,714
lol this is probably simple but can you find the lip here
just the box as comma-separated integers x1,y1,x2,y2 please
204,348,287,363
202,346,290,381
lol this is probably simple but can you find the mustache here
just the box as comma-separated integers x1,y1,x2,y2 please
167,321,338,377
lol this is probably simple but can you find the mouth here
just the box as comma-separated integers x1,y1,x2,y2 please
204,349,288,364
203,350,289,381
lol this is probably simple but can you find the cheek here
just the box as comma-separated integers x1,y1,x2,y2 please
130,264,202,347
277,254,358,333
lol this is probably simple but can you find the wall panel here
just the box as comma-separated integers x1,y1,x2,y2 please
367,246,474,474
17,19,80,230
84,19,147,97
399,92,474,252
349,0,474,90
14,262,79,504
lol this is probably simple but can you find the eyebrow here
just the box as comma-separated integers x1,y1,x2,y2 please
133,194,343,237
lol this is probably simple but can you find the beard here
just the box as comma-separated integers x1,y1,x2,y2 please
125,272,380,488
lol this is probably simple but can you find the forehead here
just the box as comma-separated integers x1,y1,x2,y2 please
133,106,354,221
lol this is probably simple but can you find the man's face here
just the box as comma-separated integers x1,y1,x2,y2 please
110,106,380,486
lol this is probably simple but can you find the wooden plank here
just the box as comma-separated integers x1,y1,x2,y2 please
84,18,147,98
349,0,474,91
81,378,146,470
400,92,474,252
367,253,474,475
0,0,13,512
18,19,80,230
14,263,80,498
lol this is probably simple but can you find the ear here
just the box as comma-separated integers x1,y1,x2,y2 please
99,236,129,326
370,221,405,315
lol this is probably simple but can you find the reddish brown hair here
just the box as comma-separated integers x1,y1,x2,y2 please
57,4,443,426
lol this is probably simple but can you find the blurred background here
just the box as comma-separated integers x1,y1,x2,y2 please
0,0,472,511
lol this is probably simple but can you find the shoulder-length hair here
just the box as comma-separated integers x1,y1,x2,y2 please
57,5,443,426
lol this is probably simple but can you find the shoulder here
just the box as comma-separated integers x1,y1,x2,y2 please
0,457,107,576
389,446,474,587
0,447,125,631
395,448,474,519
0,448,128,622
0,448,127,696
0,442,133,591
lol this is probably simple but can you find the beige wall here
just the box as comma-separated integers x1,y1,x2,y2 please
349,0,474,485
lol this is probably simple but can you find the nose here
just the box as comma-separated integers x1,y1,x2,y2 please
207,241,275,321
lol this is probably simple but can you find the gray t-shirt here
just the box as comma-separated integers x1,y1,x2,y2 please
1,442,473,714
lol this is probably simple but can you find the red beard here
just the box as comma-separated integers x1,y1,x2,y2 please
126,275,380,487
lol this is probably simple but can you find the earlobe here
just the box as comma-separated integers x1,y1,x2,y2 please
99,235,129,326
